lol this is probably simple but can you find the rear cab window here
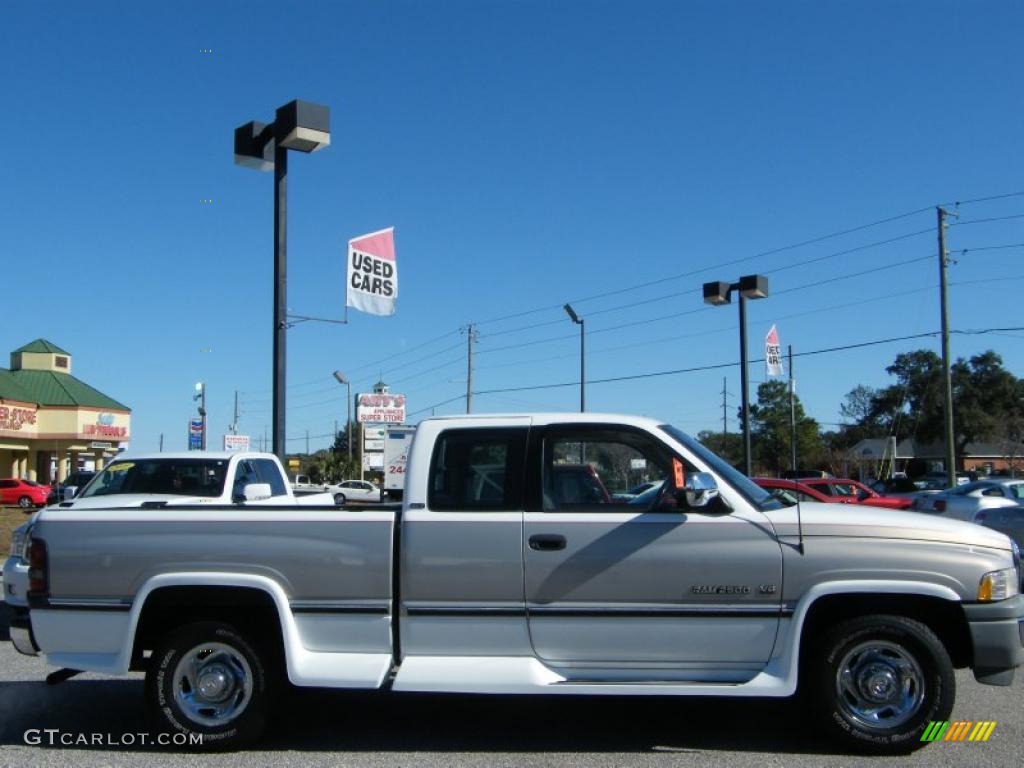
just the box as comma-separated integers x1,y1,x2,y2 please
428,428,527,511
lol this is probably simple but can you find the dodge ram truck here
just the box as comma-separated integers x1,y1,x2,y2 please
9,414,1023,753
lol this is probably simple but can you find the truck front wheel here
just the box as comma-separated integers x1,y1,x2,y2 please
807,614,954,754
146,621,272,750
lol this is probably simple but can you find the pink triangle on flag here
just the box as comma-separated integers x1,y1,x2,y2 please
766,325,779,345
349,227,395,261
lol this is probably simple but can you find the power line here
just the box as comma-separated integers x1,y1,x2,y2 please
947,190,1024,206
475,252,934,357
472,204,938,328
956,243,1024,254
951,212,1024,227
471,331,945,398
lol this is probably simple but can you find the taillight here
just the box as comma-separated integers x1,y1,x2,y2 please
27,537,48,596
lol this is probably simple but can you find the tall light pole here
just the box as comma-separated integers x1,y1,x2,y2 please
703,275,769,476
564,303,585,412
235,100,331,462
332,370,353,464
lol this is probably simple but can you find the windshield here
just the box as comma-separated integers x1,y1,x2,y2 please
659,425,784,511
80,459,228,498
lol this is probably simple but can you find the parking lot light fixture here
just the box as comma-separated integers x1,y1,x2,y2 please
332,371,353,463
564,303,585,412
234,100,331,462
702,275,769,476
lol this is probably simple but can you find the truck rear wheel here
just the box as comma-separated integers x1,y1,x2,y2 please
146,621,272,750
807,614,954,754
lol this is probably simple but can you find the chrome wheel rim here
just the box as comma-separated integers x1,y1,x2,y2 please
835,639,924,730
172,641,253,727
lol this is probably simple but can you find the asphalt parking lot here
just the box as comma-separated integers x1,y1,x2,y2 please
1,604,1021,768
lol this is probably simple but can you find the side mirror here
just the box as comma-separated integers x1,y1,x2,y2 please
682,471,719,508
63,487,76,500
236,482,272,502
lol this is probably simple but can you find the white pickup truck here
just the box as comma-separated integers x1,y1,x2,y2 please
2,451,335,613
57,452,337,509
7,414,1024,754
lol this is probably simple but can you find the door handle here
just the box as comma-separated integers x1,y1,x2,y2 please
529,534,567,551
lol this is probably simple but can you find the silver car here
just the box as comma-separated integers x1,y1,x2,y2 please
914,478,1024,521
974,505,1024,549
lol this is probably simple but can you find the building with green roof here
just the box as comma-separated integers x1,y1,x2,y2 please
0,339,131,482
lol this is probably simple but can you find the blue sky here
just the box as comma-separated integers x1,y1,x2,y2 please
2,0,1022,453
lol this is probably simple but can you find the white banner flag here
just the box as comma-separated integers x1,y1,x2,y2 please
765,324,783,377
347,227,397,316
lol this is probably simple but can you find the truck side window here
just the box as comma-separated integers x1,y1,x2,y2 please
253,459,289,498
542,428,672,512
428,428,526,511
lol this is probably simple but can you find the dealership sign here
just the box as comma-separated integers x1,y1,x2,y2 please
346,227,397,316
0,405,37,431
356,393,406,424
83,412,128,438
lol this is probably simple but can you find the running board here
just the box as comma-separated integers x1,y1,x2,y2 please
392,656,795,697
552,679,742,686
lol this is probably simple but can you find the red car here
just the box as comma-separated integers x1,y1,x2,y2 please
0,478,52,510
754,477,913,510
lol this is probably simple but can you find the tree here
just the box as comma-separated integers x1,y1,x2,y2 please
696,430,744,468
748,380,823,475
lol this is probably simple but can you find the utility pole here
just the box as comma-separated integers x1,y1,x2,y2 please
231,391,239,434
306,429,310,455
159,434,164,452
465,324,476,414
938,206,957,488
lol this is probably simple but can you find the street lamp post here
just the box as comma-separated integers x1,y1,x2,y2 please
703,275,769,476
235,100,331,462
332,371,353,464
564,303,585,412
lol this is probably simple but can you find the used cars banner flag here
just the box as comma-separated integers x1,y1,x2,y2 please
347,227,397,316
765,324,783,377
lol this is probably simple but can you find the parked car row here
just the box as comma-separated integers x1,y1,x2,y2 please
753,474,1024,551
754,476,914,509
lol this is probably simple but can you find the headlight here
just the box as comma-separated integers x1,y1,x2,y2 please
977,567,1021,602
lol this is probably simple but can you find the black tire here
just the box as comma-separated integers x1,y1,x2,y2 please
17,496,32,510
145,621,273,750
334,493,346,506
804,614,955,754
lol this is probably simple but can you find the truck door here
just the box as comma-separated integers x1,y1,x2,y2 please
400,423,532,658
523,424,783,674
